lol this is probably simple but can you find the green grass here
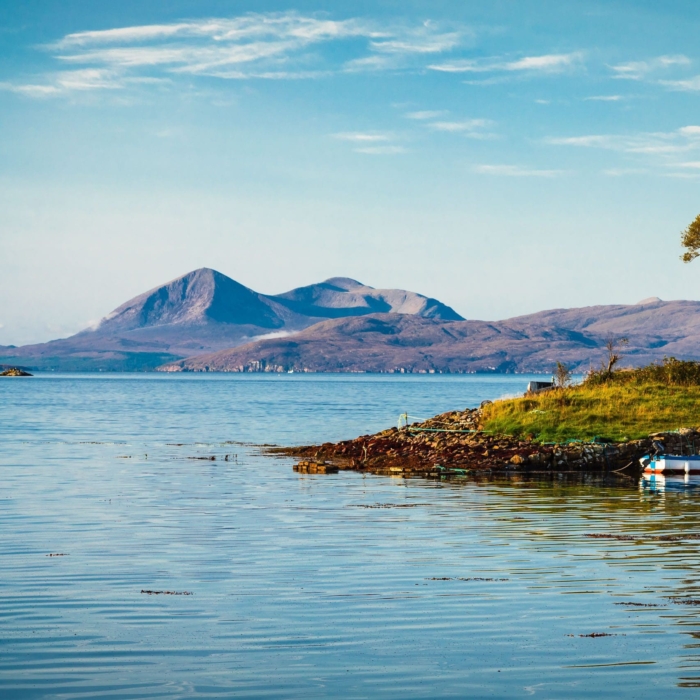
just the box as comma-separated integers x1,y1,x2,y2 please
481,382,700,442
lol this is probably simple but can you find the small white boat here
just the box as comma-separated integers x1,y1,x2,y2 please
640,454,700,475
640,454,700,491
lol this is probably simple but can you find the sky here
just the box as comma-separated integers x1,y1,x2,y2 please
1,0,700,345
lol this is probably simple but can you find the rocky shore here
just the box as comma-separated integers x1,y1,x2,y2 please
273,406,694,479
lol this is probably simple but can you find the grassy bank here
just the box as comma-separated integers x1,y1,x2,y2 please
481,359,700,442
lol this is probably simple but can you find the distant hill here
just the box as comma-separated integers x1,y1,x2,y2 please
6,272,700,373
159,298,700,374
0,268,464,371
271,277,463,320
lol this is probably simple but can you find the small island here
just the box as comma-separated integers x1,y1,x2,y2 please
278,358,700,479
0,367,33,377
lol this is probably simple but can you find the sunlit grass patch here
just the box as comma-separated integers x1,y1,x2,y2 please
482,377,700,443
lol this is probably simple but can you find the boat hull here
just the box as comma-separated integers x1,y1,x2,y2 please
643,455,700,475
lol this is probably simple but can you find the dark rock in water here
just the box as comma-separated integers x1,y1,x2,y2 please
0,367,32,376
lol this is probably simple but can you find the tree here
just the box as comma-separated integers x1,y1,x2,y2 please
681,213,700,263
553,361,572,388
603,335,628,377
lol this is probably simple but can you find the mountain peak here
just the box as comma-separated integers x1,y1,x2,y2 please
94,267,284,333
272,278,464,321
322,277,368,291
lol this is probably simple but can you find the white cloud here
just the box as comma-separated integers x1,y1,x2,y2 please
55,23,197,48
547,126,700,155
664,171,700,179
404,110,446,120
332,132,405,153
547,127,700,176
428,119,492,132
332,132,391,142
55,68,123,90
548,134,612,147
585,95,623,101
506,54,578,71
0,12,468,95
55,16,381,50
0,82,61,96
370,27,462,55
355,145,406,155
662,76,700,91
342,54,399,73
611,54,691,80
474,164,563,177
603,168,648,176
0,67,171,97
429,52,582,74
425,118,496,139
657,55,691,68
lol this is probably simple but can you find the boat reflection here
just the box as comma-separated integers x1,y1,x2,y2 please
642,472,700,492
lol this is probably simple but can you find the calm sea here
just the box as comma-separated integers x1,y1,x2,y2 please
2,373,700,699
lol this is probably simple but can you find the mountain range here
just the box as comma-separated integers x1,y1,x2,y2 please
3,268,700,373
0,268,463,371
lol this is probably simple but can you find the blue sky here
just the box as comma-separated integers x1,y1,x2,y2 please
2,1,700,344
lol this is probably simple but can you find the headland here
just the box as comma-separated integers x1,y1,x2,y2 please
275,358,700,480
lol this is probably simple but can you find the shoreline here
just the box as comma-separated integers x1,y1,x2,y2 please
271,406,687,480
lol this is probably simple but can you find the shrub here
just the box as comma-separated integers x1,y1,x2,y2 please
585,357,700,388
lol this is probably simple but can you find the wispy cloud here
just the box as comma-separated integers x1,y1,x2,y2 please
603,168,648,176
4,13,471,96
428,119,492,131
425,118,496,139
0,81,61,96
664,171,700,179
332,131,405,154
369,21,463,55
662,75,700,91
585,94,623,101
611,54,690,80
355,145,406,155
404,110,446,120
0,67,170,96
547,125,700,155
474,164,564,177
332,132,391,142
429,52,582,74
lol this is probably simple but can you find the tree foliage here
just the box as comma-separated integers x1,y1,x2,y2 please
681,213,700,263
553,361,572,387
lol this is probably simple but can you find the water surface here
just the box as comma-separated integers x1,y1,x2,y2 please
2,374,700,698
